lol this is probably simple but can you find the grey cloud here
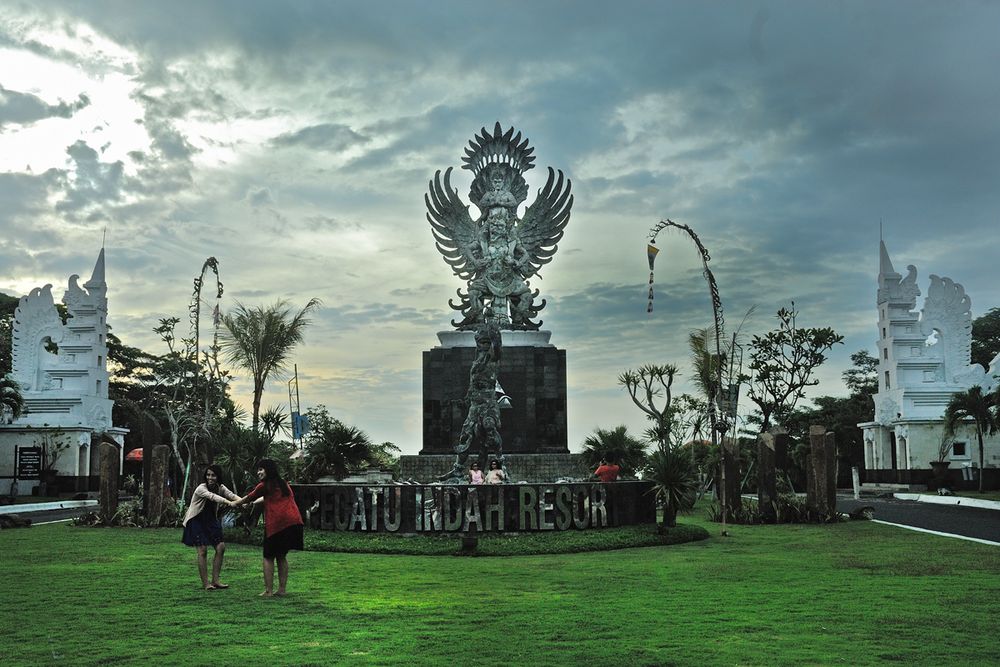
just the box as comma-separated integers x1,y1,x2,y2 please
246,187,273,207
54,140,125,216
0,85,90,128
270,123,368,152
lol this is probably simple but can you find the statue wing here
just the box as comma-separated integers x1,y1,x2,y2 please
517,167,573,278
426,167,480,280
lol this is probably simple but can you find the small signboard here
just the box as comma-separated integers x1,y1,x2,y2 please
16,446,42,479
292,412,311,440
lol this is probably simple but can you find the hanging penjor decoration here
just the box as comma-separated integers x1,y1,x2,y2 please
646,243,660,313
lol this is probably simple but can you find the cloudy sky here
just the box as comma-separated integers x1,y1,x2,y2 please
2,1,999,454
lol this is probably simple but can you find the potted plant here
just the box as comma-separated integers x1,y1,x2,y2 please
36,428,71,495
929,432,953,491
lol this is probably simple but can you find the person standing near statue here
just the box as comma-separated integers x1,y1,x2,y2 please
469,462,485,484
594,458,621,483
485,459,506,484
181,464,240,591
232,459,304,597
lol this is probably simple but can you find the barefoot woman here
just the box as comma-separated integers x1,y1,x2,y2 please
181,464,239,590
233,459,304,597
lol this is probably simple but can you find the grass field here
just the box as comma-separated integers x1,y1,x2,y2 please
2,512,999,666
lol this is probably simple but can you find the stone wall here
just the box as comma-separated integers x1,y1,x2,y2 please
422,344,568,454
291,480,656,533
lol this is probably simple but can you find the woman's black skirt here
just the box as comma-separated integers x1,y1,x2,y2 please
182,508,223,547
262,524,304,559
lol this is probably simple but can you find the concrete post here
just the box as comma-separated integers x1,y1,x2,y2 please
758,432,777,523
98,441,120,524
147,445,170,526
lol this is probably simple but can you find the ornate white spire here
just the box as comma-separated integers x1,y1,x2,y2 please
84,246,106,291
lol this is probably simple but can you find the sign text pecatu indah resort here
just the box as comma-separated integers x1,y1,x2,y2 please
292,482,655,533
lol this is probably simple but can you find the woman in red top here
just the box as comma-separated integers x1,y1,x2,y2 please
233,458,304,597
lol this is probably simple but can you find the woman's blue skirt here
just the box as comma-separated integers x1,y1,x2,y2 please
182,508,224,547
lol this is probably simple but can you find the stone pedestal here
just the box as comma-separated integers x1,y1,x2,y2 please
422,331,567,454
399,453,589,484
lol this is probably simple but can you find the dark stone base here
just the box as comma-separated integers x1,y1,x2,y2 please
399,453,589,484
422,343,567,454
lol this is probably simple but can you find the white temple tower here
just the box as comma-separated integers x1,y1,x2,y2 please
0,248,126,495
859,240,1000,485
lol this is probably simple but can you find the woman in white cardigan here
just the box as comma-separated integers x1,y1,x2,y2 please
181,465,239,590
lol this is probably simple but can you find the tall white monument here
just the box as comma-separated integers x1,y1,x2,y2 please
859,240,1000,477
0,248,126,495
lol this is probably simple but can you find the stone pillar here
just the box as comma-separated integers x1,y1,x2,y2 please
807,425,836,519
98,441,121,523
722,439,741,517
823,431,837,513
147,445,170,526
757,432,777,523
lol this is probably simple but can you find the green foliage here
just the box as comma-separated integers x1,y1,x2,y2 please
944,386,999,493
645,447,698,529
0,291,17,376
707,494,844,524
743,305,844,431
300,405,390,482
71,491,182,528
618,363,678,449
841,349,878,397
0,376,24,421
581,424,648,475
971,307,1000,370
220,298,320,433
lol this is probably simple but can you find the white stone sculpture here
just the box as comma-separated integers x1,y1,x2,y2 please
0,248,125,494
860,240,1000,475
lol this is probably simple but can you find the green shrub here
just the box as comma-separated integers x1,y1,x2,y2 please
225,523,710,556
706,494,843,525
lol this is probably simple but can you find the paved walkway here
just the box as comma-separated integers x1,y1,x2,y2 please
0,499,97,515
838,495,1000,544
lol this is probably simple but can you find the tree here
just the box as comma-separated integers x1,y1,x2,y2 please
220,298,320,434
944,386,998,493
618,364,679,450
0,292,19,376
0,377,24,423
742,306,844,432
841,350,878,397
971,307,1000,370
779,349,879,481
300,405,379,482
581,425,648,476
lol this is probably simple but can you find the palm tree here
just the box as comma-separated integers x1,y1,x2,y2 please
302,417,377,482
646,447,698,531
220,298,320,433
581,425,648,476
0,377,24,423
944,386,999,493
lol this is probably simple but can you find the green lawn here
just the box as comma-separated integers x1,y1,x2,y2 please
949,489,1000,502
2,512,999,666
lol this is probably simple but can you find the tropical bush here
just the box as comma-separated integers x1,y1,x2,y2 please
645,447,698,531
581,425,648,476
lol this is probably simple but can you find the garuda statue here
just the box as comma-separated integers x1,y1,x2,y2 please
426,123,573,330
